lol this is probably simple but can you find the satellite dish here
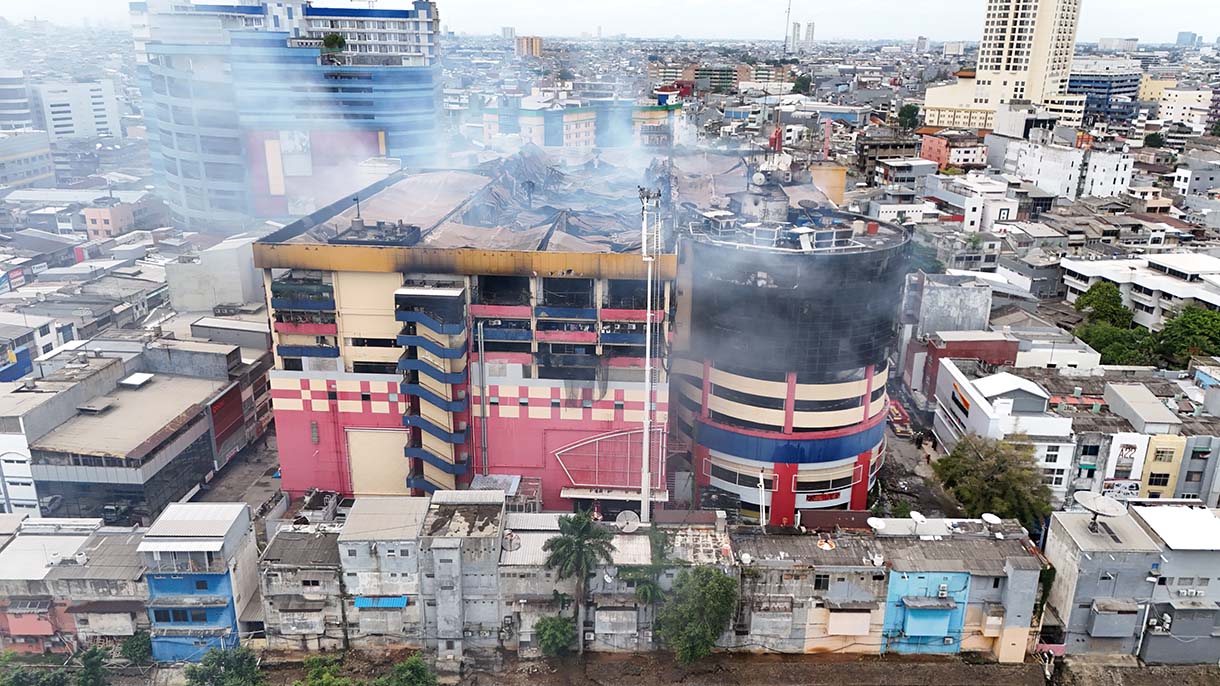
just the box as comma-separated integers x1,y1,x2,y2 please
866,517,887,532
981,513,1002,526
1076,492,1126,518
740,553,753,565
910,511,927,525
798,199,819,210
615,509,641,533
751,171,768,186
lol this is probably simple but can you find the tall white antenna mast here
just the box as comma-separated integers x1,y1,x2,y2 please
638,187,661,524
784,0,794,54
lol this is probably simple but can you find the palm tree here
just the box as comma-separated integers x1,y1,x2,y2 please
543,511,614,655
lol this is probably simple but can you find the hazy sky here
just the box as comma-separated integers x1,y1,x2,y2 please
5,0,1218,43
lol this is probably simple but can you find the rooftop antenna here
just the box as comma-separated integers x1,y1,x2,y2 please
1075,491,1126,533
637,187,662,525
783,0,794,54
866,516,887,534
353,196,361,219
981,512,1002,527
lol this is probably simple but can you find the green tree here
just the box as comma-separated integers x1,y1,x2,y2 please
321,33,346,51
534,615,576,657
1212,120,1220,137
1,669,69,686
374,656,436,686
543,511,615,655
933,434,1052,531
1074,281,1134,328
557,67,575,81
76,647,108,686
184,648,265,686
1159,306,1220,365
293,657,356,686
120,632,152,665
655,566,738,664
1144,132,1166,148
1076,321,1159,365
896,103,920,130
790,74,812,95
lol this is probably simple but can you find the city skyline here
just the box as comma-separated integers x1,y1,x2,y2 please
4,0,1220,43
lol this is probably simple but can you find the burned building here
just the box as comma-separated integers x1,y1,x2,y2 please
671,173,910,524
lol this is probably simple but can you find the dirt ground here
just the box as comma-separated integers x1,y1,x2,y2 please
877,426,964,519
459,653,1046,686
1058,662,1220,686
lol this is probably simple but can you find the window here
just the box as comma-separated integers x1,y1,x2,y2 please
302,579,321,587
993,578,1002,589
814,574,830,591
1148,473,1171,487
154,609,171,622
195,580,208,590
283,358,303,371
360,392,371,402
1186,471,1203,483
171,609,189,622
1153,448,1175,463
189,609,207,623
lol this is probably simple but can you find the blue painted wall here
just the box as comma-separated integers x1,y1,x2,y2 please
147,572,239,662
882,571,971,655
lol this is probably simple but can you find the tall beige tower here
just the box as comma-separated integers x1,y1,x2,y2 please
925,0,1085,128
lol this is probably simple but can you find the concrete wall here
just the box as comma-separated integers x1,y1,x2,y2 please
166,238,261,311
916,281,993,338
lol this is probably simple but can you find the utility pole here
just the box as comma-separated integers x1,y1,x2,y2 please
638,187,661,524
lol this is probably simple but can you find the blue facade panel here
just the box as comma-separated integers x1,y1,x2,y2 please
270,297,336,311
400,384,466,412
396,334,466,358
404,446,469,474
479,328,532,342
147,572,239,663
277,345,340,359
600,332,646,345
0,346,33,382
395,310,465,335
396,359,467,384
694,419,886,465
535,306,597,320
402,415,467,444
354,596,409,609
882,571,970,655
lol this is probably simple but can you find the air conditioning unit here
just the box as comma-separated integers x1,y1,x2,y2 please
943,637,955,645
584,632,595,641
1178,588,1190,596
463,630,474,637
937,584,949,599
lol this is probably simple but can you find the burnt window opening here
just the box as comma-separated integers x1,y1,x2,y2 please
352,361,398,375
606,279,649,309
541,277,594,309
476,275,531,306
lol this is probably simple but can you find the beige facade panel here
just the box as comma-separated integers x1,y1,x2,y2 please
347,429,411,496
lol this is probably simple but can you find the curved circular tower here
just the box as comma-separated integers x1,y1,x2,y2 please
672,207,909,524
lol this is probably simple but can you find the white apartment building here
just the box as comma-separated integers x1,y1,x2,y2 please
30,81,122,142
1062,253,1220,331
1003,133,1133,200
925,0,1085,128
923,172,1018,232
1158,88,1213,131
933,358,1075,503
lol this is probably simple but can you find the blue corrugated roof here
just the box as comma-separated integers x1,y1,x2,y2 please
354,596,408,609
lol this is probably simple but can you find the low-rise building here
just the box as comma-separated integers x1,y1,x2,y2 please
139,502,259,662
259,525,345,651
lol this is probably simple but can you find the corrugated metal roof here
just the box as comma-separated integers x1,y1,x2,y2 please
338,497,430,542
500,532,558,566
504,512,561,532
431,490,505,505
145,503,248,540
354,596,409,609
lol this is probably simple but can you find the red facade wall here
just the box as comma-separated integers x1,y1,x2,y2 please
922,338,1020,397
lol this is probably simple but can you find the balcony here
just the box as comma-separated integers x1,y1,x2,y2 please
403,415,467,444
277,345,340,359
396,357,468,384
601,308,666,323
396,332,467,359
148,596,231,608
147,558,228,574
535,305,597,320
274,321,338,335
270,280,332,298
151,626,232,638
536,330,597,344
404,445,470,475
400,383,467,412
478,327,532,342
601,332,646,345
394,308,466,335
271,296,336,312
469,304,532,318
406,476,439,494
